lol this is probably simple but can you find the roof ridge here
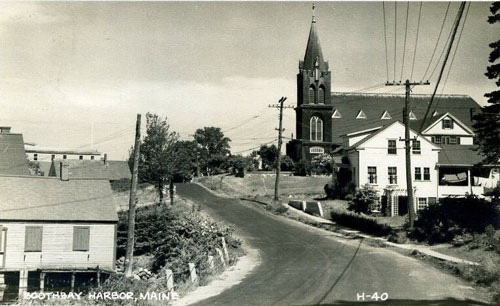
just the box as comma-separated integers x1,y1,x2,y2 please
331,92,470,98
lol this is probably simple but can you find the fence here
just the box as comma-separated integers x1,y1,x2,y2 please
161,237,231,300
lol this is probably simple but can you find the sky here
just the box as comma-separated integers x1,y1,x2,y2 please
0,1,497,160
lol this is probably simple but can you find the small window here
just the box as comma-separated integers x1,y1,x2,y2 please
25,226,43,252
423,167,430,181
449,136,458,145
415,167,422,180
409,111,417,120
332,109,342,119
356,110,367,119
381,111,392,120
388,140,397,155
368,167,377,184
73,226,90,251
318,87,325,104
417,198,428,210
308,87,315,104
51,154,55,160
63,155,67,160
412,140,421,154
432,136,442,144
309,146,325,154
79,155,83,160
91,156,95,160
33,153,38,161
388,167,397,184
442,118,453,129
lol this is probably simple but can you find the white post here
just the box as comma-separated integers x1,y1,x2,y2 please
221,237,229,262
188,263,198,284
215,248,226,267
207,255,215,270
165,269,174,294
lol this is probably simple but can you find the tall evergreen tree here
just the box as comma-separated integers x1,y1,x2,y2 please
473,2,500,164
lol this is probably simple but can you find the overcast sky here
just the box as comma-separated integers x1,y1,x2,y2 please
0,1,497,159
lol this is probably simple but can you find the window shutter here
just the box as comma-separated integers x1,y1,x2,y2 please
73,227,90,251
25,226,43,252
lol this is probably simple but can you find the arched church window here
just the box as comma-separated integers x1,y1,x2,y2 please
310,116,323,142
308,86,315,104
318,86,325,104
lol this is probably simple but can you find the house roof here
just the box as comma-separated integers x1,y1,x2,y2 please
437,145,485,166
0,176,118,222
330,93,481,143
50,160,131,181
410,112,474,135
0,132,30,175
24,145,100,155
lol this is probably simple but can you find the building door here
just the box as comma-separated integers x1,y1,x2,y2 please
398,196,408,216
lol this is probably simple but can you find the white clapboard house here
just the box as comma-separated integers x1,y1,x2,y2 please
0,161,118,299
343,113,499,216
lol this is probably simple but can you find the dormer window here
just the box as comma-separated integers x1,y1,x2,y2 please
442,118,453,129
332,109,342,119
356,110,367,119
381,111,392,120
409,111,417,120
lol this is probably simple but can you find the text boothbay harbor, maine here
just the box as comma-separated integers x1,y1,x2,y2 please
24,291,173,301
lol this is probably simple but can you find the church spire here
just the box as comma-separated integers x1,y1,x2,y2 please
303,3,325,70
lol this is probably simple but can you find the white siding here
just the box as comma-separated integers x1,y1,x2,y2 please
425,116,472,136
352,122,439,199
1,222,115,271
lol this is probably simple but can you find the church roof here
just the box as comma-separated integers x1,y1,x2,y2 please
330,92,481,143
302,18,325,70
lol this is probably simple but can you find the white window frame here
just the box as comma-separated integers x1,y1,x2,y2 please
309,146,325,154
388,167,397,185
368,166,377,184
418,197,428,210
310,116,323,142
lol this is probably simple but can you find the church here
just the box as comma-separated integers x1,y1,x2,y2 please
286,8,482,163
285,8,498,211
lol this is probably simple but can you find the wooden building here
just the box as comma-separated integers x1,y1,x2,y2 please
0,161,118,300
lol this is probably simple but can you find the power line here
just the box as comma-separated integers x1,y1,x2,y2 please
382,2,390,82
400,1,410,81
418,2,467,135
421,2,451,81
410,2,423,80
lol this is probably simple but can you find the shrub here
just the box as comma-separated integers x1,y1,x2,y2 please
411,196,500,244
330,210,392,236
280,155,295,171
310,154,333,175
346,184,379,214
293,159,311,176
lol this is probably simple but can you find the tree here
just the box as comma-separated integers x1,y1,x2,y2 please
280,155,295,171
473,2,500,165
346,184,379,214
257,144,278,170
136,113,178,205
194,127,231,175
165,140,198,205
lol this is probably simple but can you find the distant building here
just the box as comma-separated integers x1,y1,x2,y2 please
48,155,131,182
0,126,30,176
24,144,102,162
0,161,118,299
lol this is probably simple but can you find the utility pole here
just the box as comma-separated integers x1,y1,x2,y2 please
386,80,429,228
125,114,141,278
269,97,293,201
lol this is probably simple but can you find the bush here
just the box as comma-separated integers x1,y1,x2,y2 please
330,210,392,236
117,205,241,284
346,184,379,214
280,155,295,171
310,154,333,175
411,196,500,244
293,159,311,176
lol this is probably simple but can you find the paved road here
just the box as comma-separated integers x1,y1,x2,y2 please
176,183,489,306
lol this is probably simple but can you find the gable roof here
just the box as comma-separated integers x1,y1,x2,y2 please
0,176,118,222
348,120,439,150
330,93,481,143
411,112,474,135
0,132,30,175
49,160,131,181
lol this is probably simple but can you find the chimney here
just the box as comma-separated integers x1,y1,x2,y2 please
0,126,11,134
103,153,108,165
60,160,69,181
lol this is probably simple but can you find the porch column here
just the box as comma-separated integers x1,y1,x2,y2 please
468,169,472,194
39,272,45,293
18,269,28,298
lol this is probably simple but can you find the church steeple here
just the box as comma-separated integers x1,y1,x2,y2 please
303,4,326,71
